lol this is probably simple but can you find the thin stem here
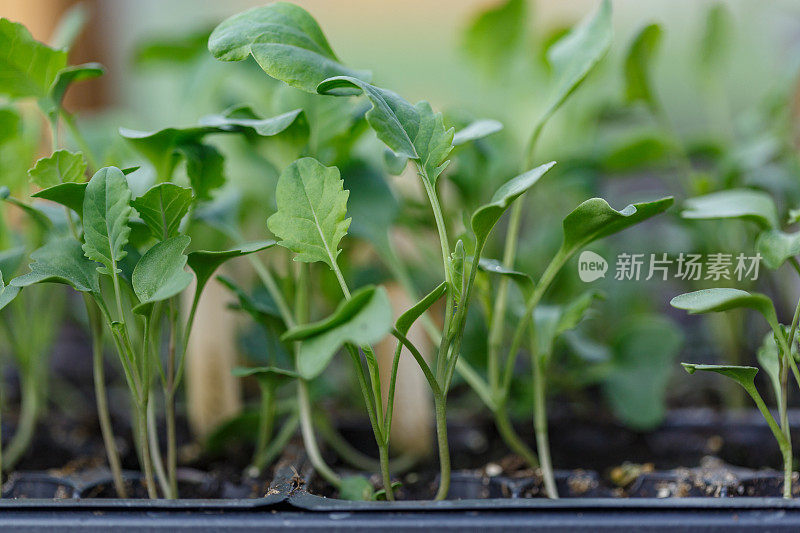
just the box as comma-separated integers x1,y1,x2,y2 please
165,299,178,499
487,201,523,392
378,444,394,501
249,414,300,475
60,109,99,171
742,381,792,498
2,372,38,470
432,394,451,501
88,302,127,498
253,381,276,465
493,404,539,469
147,399,171,498
532,346,557,498
298,380,340,488
137,404,158,499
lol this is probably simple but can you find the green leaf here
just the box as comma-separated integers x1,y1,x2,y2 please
756,230,800,270
199,106,306,137
533,290,602,358
217,274,282,325
471,161,556,246
42,62,105,117
462,0,526,75
267,157,350,269
0,18,67,99
0,271,21,312
132,183,194,240
395,281,447,336
232,366,298,388
682,363,758,390
132,235,193,314
0,246,26,279
681,189,778,229
623,24,662,109
603,316,682,430
342,161,398,254
670,288,777,327
282,286,392,379
0,107,20,144
452,119,503,146
208,2,366,93
51,3,88,51
187,241,275,298
32,182,87,218
317,77,454,183
180,142,226,201
756,331,785,402
11,237,100,294
478,258,533,296
531,0,612,152
339,475,373,501
28,150,87,188
601,134,672,172
699,3,732,77
81,167,132,276
560,197,674,258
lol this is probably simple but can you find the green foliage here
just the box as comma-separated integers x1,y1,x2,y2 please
681,189,778,229
624,24,662,109
0,18,67,99
0,271,21,311
187,241,275,297
757,230,800,270
471,161,556,247
463,0,526,75
283,285,392,379
132,183,194,241
28,150,87,188
81,167,132,276
11,238,100,295
267,157,350,269
682,363,758,389
31,182,87,218
132,235,193,314
670,288,777,327
208,2,365,93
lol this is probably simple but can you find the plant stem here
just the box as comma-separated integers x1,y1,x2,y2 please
532,350,557,498
487,201,523,392
742,381,792,498
378,445,394,501
2,372,37,470
137,404,158,498
493,404,539,469
165,300,178,499
60,109,99,171
147,399,171,498
254,381,276,465
298,379,340,488
433,394,451,501
250,414,300,475
88,305,127,497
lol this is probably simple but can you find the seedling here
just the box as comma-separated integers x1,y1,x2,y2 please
672,185,800,499
209,1,673,501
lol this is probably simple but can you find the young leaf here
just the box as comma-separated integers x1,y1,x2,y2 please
267,157,350,269
28,150,87,188
682,363,758,390
51,3,88,51
179,142,225,201
756,332,784,402
81,167,132,275
471,161,556,246
208,2,366,93
32,182,87,218
531,0,612,153
132,235,193,314
533,290,602,358
681,189,778,229
217,274,282,324
559,197,674,258
11,237,100,295
232,366,298,388
282,286,392,379
41,62,105,118
603,316,682,430
478,258,533,295
0,246,26,279
339,475,373,501
187,241,275,298
396,281,447,336
670,288,777,327
462,0,526,75
199,106,306,137
0,18,67,99
624,24,663,109
756,230,800,270
0,271,21,312
698,3,732,78
452,119,504,146
132,183,193,241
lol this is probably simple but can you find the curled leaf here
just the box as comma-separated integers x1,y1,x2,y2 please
132,235,193,314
